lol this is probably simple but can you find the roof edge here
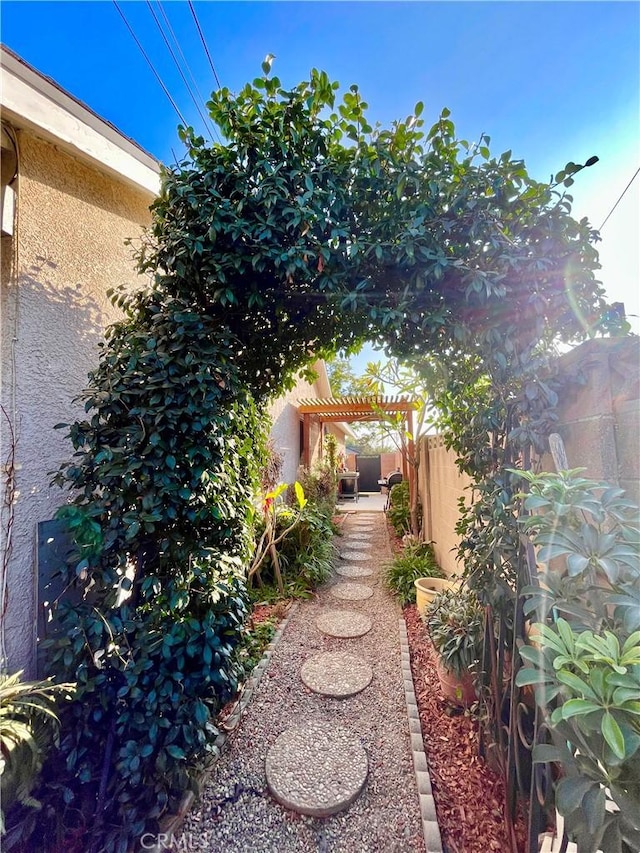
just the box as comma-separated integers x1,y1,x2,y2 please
0,44,161,196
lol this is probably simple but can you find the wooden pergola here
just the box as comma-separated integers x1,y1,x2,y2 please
297,395,418,507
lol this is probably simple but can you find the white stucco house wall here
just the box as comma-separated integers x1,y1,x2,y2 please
0,46,349,676
267,360,353,485
0,45,161,676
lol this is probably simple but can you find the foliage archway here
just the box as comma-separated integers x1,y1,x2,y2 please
38,61,624,851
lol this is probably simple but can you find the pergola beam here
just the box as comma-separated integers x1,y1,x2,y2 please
298,395,419,519
298,398,416,417
313,414,404,423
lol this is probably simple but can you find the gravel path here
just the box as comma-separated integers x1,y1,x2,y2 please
180,512,426,853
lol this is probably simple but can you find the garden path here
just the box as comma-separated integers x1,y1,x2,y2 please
179,511,442,852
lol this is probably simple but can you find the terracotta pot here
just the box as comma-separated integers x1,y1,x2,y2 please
414,576,457,617
436,660,477,707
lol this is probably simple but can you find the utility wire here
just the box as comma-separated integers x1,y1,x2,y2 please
146,0,218,142
188,0,222,90
599,166,640,231
156,0,221,143
113,0,188,128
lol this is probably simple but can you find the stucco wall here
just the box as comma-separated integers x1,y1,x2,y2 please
546,337,640,503
266,367,326,486
419,435,472,577
0,131,153,674
380,451,403,479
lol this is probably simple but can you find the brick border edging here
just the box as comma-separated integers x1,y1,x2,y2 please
399,617,444,853
141,602,300,853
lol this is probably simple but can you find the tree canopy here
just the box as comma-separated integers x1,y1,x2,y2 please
140,59,615,403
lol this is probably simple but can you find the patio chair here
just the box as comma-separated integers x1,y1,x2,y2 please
383,471,403,512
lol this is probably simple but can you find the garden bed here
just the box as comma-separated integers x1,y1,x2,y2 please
405,604,527,853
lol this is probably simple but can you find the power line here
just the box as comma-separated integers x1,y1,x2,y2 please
188,0,222,90
599,166,640,231
156,0,221,144
145,0,217,142
113,0,188,128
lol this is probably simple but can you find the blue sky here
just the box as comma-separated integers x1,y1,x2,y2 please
2,1,639,342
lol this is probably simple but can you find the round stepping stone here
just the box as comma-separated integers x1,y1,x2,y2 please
340,550,370,561
351,525,374,532
336,564,373,578
344,533,373,541
301,651,373,698
316,609,373,637
330,581,374,601
266,722,368,816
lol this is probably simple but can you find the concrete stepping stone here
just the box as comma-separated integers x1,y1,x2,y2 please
301,651,373,698
316,609,373,637
336,564,373,579
265,722,368,817
343,533,373,543
331,581,374,601
340,550,371,561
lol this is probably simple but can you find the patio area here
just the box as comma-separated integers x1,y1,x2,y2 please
335,491,388,513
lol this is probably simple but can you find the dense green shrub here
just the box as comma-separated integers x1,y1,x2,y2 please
515,470,640,853
387,481,411,536
426,585,484,677
385,540,444,605
28,290,267,852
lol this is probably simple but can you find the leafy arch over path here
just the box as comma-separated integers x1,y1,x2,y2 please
44,64,625,851
142,62,611,402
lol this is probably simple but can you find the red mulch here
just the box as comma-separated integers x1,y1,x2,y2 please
250,603,280,625
405,605,527,853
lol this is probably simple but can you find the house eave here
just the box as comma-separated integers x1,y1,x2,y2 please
0,44,161,197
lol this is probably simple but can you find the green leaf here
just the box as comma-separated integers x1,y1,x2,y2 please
532,743,566,763
166,744,186,760
602,712,625,759
261,53,275,75
556,671,598,701
582,783,606,835
557,699,602,720
556,776,597,816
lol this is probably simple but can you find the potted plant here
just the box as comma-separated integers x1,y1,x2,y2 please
425,585,484,706
414,574,458,617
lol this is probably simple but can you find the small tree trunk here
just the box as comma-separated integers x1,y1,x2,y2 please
269,541,284,594
409,461,420,539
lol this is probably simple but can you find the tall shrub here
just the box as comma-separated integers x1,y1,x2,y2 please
515,471,640,853
33,288,267,851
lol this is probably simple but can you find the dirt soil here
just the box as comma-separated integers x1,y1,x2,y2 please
405,604,527,853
